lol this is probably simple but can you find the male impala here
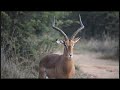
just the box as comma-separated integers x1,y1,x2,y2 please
39,14,84,79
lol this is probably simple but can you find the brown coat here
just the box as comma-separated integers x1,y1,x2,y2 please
39,54,75,79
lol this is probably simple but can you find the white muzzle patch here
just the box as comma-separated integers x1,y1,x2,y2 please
68,53,73,58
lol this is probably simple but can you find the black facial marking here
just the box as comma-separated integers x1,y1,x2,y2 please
63,42,68,51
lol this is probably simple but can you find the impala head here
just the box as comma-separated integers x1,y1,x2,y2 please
52,14,84,58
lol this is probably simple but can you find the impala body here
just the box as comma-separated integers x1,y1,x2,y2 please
39,14,84,79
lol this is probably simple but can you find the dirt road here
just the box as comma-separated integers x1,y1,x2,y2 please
55,52,119,79
74,53,119,78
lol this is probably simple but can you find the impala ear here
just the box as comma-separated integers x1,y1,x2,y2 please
56,39,64,44
74,37,80,43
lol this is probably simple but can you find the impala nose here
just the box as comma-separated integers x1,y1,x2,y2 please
69,54,73,58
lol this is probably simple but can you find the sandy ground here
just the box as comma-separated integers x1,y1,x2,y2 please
55,52,119,79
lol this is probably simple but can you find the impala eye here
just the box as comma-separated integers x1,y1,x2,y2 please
64,43,68,49
64,43,67,46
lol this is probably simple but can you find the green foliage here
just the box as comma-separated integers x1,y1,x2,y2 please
1,11,59,60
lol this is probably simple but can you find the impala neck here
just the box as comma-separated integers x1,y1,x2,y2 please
62,48,75,77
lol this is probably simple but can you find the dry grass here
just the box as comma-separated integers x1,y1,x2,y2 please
75,38,119,60
1,48,39,78
1,34,58,78
73,65,96,78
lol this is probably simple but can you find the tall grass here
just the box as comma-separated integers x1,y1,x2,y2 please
75,37,119,60
1,35,58,78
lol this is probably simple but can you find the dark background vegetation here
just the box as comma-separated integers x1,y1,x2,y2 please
1,11,119,78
